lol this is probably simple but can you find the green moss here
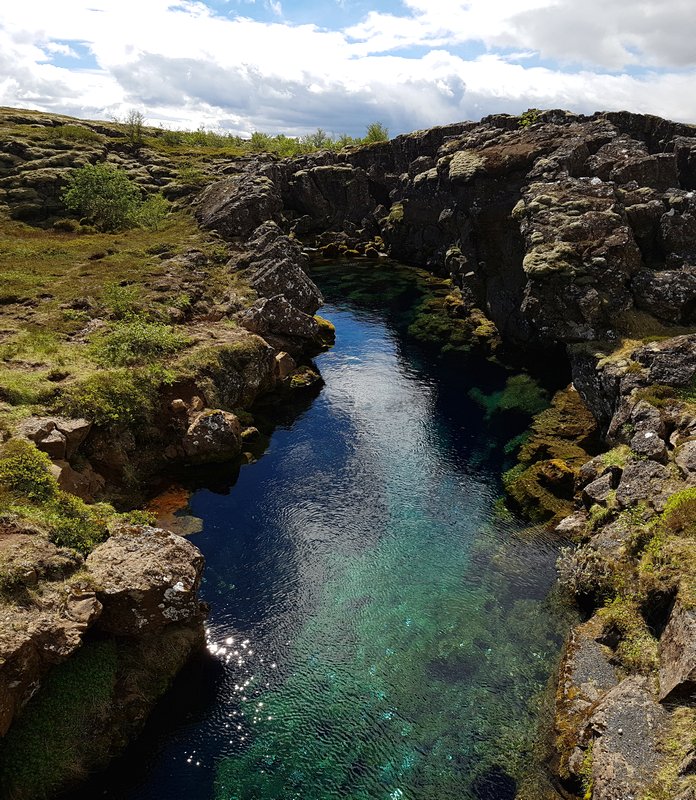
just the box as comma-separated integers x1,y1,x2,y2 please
634,384,679,409
662,487,696,537
314,315,336,346
471,374,549,420
588,503,613,531
387,201,404,223
503,459,575,523
0,640,118,800
598,598,659,674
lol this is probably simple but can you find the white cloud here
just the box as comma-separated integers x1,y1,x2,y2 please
0,0,694,135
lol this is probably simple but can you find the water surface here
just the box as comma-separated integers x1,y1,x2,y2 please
79,262,567,800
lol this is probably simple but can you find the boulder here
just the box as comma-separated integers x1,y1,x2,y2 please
583,472,615,507
659,600,696,702
86,525,205,636
182,409,242,463
49,460,106,502
633,335,696,387
274,351,296,380
615,460,676,510
238,295,319,340
633,268,696,325
630,429,668,463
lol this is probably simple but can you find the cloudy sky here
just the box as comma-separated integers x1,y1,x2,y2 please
0,0,694,137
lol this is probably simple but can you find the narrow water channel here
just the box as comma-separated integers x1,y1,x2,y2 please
77,263,568,800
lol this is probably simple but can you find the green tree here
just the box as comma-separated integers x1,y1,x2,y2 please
62,163,142,231
124,108,145,147
364,121,389,143
303,128,331,149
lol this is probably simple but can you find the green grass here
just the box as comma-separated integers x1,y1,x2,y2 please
89,318,190,366
0,640,118,800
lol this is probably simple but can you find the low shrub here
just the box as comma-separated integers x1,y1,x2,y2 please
137,194,170,231
59,369,157,428
62,163,142,232
0,439,57,503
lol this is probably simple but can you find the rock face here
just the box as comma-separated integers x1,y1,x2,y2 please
196,109,696,351
584,678,668,800
659,601,696,701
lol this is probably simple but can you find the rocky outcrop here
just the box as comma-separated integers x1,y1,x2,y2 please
0,521,205,754
196,170,282,239
0,527,97,737
195,109,696,353
229,221,323,315
239,294,319,340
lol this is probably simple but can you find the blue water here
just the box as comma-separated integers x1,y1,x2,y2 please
76,266,567,800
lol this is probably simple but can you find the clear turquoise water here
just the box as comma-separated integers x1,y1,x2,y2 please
74,263,567,800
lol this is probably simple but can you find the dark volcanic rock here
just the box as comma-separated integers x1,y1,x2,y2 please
239,294,319,340
196,172,282,239
234,221,323,315
583,677,667,800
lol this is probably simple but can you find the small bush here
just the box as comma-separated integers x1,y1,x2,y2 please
45,492,109,554
0,439,57,503
59,369,157,428
137,194,170,231
62,163,142,232
90,319,189,366
101,282,141,319
364,121,389,143
123,109,145,147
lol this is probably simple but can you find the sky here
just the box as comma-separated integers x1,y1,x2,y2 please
0,0,694,138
